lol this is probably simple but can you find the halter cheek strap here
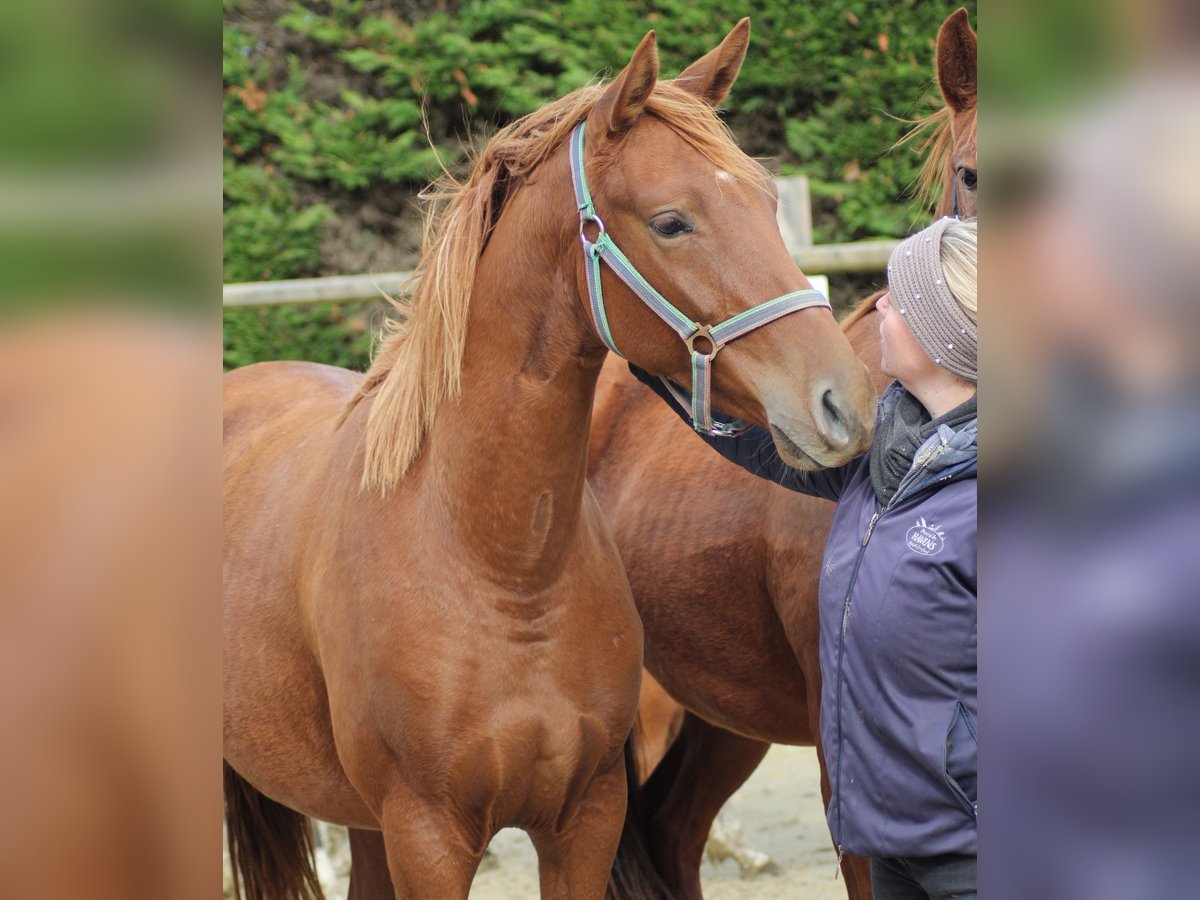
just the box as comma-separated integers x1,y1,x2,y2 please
569,121,830,436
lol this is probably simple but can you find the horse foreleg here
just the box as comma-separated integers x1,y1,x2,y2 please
530,761,627,900
346,827,394,900
376,793,485,900
640,712,770,899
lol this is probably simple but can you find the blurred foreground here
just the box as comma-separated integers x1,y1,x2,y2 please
0,0,220,898
986,1,1200,897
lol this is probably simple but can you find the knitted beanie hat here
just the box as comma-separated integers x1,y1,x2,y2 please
886,216,977,382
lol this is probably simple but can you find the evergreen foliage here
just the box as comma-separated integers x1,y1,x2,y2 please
224,0,975,369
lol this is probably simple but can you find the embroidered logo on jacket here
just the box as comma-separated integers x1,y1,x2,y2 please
905,517,946,556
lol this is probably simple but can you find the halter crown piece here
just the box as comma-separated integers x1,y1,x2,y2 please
569,121,831,436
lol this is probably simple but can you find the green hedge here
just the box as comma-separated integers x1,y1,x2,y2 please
222,300,376,372
224,0,974,369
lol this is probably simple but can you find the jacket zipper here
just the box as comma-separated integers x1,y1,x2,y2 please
834,503,879,869
833,441,962,864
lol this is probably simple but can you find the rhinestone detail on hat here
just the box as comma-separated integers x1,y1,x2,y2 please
887,217,974,382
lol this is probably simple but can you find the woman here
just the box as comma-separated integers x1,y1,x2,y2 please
632,216,978,900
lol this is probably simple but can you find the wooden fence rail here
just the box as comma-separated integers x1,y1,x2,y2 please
223,176,898,308
222,240,897,308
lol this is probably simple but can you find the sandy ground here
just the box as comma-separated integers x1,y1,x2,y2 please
465,744,846,899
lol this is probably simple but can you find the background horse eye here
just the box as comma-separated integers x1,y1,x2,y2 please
651,214,692,237
962,168,977,191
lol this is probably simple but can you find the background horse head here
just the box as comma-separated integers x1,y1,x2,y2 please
926,7,978,220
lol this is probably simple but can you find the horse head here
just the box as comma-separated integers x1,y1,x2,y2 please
937,8,977,218
576,21,876,468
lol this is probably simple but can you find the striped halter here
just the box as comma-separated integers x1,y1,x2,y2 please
569,121,830,436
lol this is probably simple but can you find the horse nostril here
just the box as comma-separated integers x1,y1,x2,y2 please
822,389,844,429
818,387,853,448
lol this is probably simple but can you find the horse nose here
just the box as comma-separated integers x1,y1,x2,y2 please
813,383,863,453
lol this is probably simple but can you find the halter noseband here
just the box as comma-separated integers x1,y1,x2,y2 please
569,121,830,437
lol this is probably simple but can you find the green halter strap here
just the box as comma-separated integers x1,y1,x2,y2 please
569,121,830,435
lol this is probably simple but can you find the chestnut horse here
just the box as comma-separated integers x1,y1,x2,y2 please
223,22,877,900
589,10,977,899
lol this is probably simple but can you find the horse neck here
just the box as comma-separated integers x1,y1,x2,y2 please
423,160,605,589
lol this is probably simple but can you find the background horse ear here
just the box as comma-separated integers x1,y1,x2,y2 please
937,8,977,113
674,18,751,107
596,30,659,138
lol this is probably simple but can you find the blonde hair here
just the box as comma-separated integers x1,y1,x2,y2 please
940,217,977,324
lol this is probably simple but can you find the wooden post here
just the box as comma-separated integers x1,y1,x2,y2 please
774,175,813,252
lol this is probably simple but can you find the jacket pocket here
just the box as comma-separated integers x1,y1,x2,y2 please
944,699,978,817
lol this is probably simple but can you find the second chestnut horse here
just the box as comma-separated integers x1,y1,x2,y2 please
590,9,978,899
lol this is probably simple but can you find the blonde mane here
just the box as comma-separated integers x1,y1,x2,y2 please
346,80,768,493
896,98,978,220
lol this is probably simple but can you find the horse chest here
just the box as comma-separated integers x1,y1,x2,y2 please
439,701,626,829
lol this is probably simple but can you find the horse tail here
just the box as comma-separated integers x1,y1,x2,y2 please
606,732,671,900
224,761,324,900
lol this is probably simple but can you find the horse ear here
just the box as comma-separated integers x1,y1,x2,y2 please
675,18,751,107
596,30,659,137
937,8,977,113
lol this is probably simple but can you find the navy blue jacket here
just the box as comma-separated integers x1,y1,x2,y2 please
633,369,978,858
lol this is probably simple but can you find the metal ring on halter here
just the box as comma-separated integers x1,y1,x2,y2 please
579,213,606,248
685,324,722,359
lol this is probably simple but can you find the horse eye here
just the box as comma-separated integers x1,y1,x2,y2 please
651,215,692,238
962,168,977,191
